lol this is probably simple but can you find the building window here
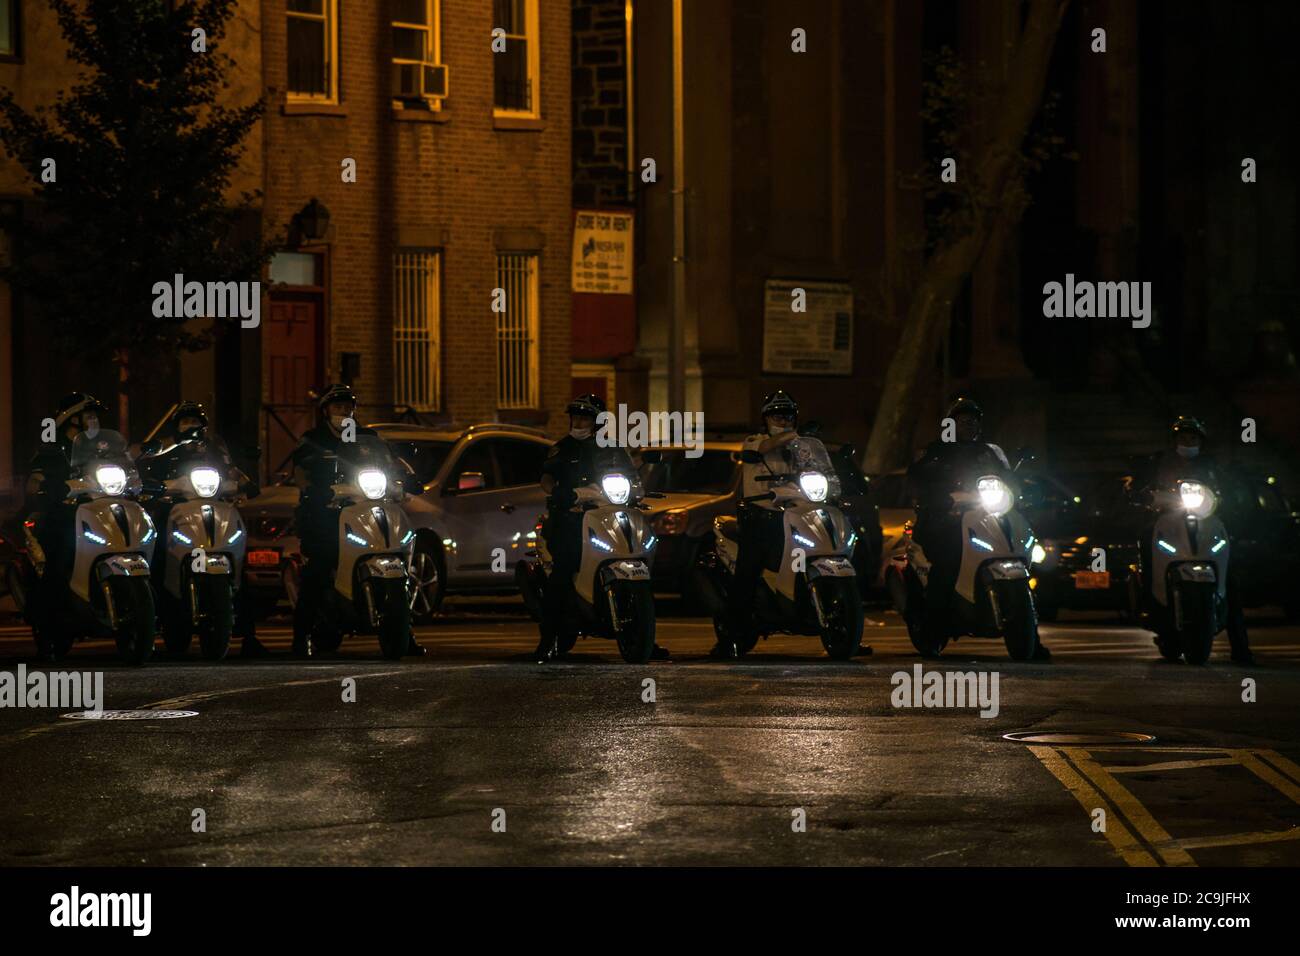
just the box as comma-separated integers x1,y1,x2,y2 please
0,0,18,59
495,253,540,409
287,0,337,102
394,251,442,412
392,0,447,108
493,0,540,117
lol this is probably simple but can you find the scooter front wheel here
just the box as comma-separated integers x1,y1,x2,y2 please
197,577,234,661
614,581,656,664
997,580,1039,662
110,578,156,665
376,578,412,661
814,576,864,661
1176,582,1217,666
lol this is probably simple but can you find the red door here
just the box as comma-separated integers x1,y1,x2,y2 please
264,297,322,479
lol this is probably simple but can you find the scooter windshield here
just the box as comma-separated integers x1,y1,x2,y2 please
69,429,130,469
787,437,840,497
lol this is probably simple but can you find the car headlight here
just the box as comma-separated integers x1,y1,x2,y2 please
601,473,631,505
190,466,221,499
799,471,828,502
1179,481,1215,518
95,465,127,496
978,476,1012,516
1031,543,1047,565
358,469,388,500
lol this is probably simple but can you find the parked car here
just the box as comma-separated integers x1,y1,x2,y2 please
238,422,553,621
238,483,301,614
1020,472,1139,621
373,422,553,620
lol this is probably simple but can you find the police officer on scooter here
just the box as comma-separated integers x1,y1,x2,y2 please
290,385,424,658
136,401,267,658
1135,416,1252,664
535,394,668,663
908,397,1051,660
713,391,866,658
23,393,107,656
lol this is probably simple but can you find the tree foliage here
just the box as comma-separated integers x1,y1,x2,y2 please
0,0,271,365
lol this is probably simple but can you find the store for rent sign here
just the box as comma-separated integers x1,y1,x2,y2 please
572,211,634,294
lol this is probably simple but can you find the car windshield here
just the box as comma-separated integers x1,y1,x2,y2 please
642,449,738,495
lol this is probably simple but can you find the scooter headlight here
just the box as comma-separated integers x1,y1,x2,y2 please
189,466,221,499
978,476,1012,517
1179,481,1215,518
358,469,388,500
1031,543,1047,565
95,465,127,496
601,473,631,505
798,471,828,502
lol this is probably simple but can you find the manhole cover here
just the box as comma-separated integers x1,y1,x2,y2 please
60,710,199,720
1002,731,1156,745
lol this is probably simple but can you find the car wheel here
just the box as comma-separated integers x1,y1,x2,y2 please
408,536,446,623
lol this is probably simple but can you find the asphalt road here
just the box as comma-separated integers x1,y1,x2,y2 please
1,600,1298,866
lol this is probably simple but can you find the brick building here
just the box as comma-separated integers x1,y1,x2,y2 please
0,0,574,493
253,0,574,475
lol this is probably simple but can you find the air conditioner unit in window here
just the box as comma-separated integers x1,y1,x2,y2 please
393,62,449,102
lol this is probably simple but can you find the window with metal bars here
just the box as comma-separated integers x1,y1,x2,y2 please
393,251,442,412
495,253,540,409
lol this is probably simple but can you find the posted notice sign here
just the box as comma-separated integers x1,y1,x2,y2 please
761,279,854,375
572,210,634,294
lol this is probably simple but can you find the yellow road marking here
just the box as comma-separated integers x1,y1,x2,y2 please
1177,828,1300,850
1107,757,1239,774
1258,750,1300,787
1026,745,1158,866
1062,749,1197,866
1231,750,1300,805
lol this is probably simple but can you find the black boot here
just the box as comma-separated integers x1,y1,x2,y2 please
1032,642,1052,662
239,633,271,658
650,643,671,661
404,634,427,657
533,628,558,663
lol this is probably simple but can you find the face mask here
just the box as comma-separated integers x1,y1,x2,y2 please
570,426,593,441
84,422,100,440
1176,445,1199,459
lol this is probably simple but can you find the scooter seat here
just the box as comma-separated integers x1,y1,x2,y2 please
715,516,740,543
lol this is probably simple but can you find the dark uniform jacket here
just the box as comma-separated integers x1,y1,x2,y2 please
907,439,1012,517
541,435,635,512
291,424,383,509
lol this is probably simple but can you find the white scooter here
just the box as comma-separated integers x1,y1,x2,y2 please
1141,480,1229,665
517,468,659,663
888,470,1039,660
703,447,864,660
24,430,158,663
291,438,415,660
139,445,248,661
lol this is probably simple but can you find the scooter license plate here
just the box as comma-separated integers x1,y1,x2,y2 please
247,550,280,567
1073,571,1110,590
